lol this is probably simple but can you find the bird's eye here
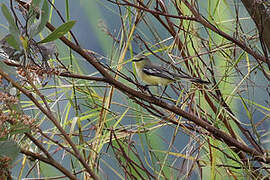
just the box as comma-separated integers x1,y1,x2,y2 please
132,56,144,62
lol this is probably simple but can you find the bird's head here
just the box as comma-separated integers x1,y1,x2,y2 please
132,54,150,69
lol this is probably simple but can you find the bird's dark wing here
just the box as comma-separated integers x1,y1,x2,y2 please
143,64,210,84
142,64,174,81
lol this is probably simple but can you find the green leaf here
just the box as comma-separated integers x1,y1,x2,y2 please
5,34,20,50
1,3,21,47
28,0,49,37
38,20,76,44
0,140,20,163
27,9,41,38
1,3,19,34
35,0,49,35
27,0,41,31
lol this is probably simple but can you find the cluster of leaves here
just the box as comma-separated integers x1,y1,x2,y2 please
0,0,75,65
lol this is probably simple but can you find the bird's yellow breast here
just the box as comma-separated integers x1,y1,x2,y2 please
134,60,174,86
139,71,174,86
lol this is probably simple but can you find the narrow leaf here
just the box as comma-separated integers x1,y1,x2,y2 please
27,0,42,27
5,34,20,50
1,3,19,34
33,0,49,36
38,20,76,44
1,3,21,47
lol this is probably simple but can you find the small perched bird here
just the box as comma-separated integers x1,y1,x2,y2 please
132,55,209,94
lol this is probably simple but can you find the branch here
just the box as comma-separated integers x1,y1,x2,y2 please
0,67,99,180
20,149,78,180
14,0,270,166
43,17,270,164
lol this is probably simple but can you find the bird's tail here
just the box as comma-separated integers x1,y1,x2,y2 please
187,77,210,84
175,74,210,84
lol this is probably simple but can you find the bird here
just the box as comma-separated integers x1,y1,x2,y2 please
132,54,209,96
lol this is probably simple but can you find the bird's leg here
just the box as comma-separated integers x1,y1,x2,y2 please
147,86,155,97
159,85,168,99
143,85,155,97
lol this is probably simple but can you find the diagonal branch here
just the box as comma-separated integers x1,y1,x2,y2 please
43,19,270,164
